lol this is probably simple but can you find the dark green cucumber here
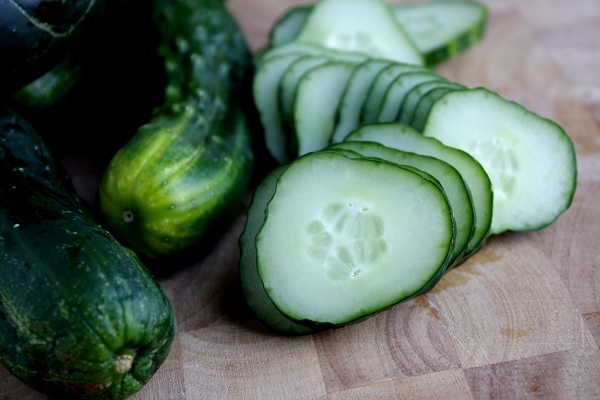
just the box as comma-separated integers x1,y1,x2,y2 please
0,108,175,399
98,0,254,259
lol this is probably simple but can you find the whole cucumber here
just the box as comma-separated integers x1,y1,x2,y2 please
0,108,175,399
98,0,254,259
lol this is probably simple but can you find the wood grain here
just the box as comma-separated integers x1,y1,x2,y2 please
2,0,600,398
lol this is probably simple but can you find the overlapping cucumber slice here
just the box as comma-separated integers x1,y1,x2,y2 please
242,150,455,331
268,0,488,66
422,88,577,234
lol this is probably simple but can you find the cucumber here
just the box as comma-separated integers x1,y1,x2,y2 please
329,140,474,268
98,0,254,259
292,61,359,156
360,62,427,126
376,70,446,123
239,166,316,335
410,86,463,132
330,58,393,143
345,123,492,260
254,151,454,327
393,0,488,66
397,80,466,125
0,108,175,399
422,88,578,234
268,0,488,66
295,0,423,66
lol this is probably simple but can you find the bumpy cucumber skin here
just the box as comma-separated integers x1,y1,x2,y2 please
0,109,175,399
98,0,254,259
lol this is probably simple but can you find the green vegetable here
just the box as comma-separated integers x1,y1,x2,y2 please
98,0,254,259
0,108,175,399
244,150,454,330
422,88,578,234
269,0,488,66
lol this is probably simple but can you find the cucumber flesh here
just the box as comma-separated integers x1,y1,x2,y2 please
345,122,492,259
377,70,445,123
393,1,488,66
239,166,315,334
256,151,454,326
253,52,306,164
410,86,462,132
293,61,358,156
329,140,473,268
422,88,577,234
398,80,466,125
360,63,426,126
268,1,488,66
296,0,423,66
330,58,393,143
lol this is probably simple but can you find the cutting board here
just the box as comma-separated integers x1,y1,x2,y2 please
2,0,600,398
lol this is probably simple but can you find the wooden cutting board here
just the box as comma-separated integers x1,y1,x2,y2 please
2,0,600,398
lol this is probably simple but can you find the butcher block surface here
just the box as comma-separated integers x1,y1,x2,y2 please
2,0,600,398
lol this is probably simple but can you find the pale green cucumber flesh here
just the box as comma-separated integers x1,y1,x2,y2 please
296,0,423,65
422,88,577,234
398,80,465,125
330,140,473,268
360,63,426,125
293,61,357,156
331,58,393,143
256,151,453,325
345,122,492,258
377,71,444,123
410,86,463,132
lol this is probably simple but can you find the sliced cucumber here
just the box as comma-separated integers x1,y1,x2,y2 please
329,140,474,268
330,58,393,143
410,86,464,132
255,151,454,326
398,80,466,125
376,70,445,123
422,87,577,234
393,0,488,66
268,1,488,66
239,166,315,335
296,0,423,66
360,63,427,126
253,52,306,164
293,61,358,156
345,122,492,259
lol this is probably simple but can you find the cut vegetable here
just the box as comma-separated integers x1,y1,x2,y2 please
422,87,577,234
329,140,474,268
268,0,488,66
239,166,315,335
397,80,466,125
345,122,492,259
255,151,454,326
296,0,423,65
293,61,359,156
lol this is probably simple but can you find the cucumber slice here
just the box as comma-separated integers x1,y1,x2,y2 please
410,86,463,132
239,166,315,335
330,58,393,143
398,80,466,125
393,1,488,66
256,151,454,326
376,70,445,123
360,63,427,126
268,1,488,66
329,140,474,268
346,122,492,259
296,0,423,66
293,61,358,156
422,88,577,234
253,52,306,164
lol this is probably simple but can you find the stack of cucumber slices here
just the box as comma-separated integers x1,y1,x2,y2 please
242,0,577,334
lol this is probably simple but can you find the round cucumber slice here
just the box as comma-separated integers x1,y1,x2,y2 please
423,88,577,234
255,151,454,326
